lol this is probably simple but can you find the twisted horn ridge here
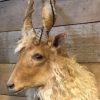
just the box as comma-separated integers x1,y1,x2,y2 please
15,0,56,52
22,0,36,36
15,0,36,52
41,0,56,39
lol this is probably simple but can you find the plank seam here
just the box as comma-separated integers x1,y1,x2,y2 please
1,20,100,32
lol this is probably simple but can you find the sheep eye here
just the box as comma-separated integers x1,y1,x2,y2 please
32,53,44,60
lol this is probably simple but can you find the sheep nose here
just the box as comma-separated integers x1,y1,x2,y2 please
7,83,15,89
7,81,15,92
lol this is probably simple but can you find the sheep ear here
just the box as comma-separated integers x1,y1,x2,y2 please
53,33,66,48
52,33,68,57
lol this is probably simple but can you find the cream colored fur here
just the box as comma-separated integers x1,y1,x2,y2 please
14,28,99,100
26,56,99,100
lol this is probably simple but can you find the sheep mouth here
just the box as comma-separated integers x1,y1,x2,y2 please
7,86,25,94
8,84,44,94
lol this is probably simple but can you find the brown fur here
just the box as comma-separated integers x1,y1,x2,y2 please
8,35,99,100
7,0,99,99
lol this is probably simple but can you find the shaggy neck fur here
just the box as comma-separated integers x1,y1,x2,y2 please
36,57,99,100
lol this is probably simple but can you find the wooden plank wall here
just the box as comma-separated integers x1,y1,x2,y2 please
0,0,100,32
0,1,100,99
0,0,100,63
0,23,100,63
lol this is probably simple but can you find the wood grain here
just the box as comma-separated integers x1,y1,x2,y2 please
0,95,26,100
0,0,100,31
0,22,100,63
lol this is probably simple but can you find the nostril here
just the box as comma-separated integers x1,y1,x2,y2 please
7,83,15,89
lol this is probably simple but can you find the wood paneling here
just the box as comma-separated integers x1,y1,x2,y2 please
0,0,100,31
0,95,26,100
0,22,100,63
